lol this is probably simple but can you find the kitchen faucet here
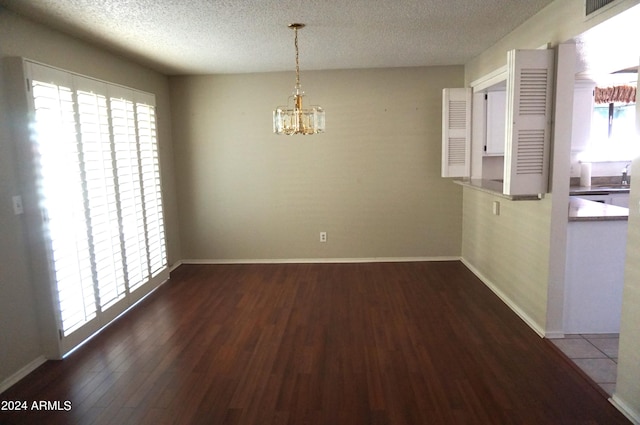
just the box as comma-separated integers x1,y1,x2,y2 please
621,163,630,185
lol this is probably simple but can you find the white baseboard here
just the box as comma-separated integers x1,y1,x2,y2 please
460,258,545,338
0,355,47,395
609,394,640,425
611,395,640,425
181,256,461,265
169,260,184,272
544,331,566,339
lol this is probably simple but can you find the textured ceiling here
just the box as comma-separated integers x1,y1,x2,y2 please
0,0,556,75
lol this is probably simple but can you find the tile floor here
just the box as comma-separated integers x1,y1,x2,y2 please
550,334,619,396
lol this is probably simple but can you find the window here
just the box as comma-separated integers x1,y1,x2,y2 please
589,84,637,160
592,102,636,140
26,61,168,354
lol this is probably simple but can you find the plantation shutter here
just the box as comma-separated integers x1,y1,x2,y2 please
25,60,168,355
442,88,471,177
75,77,128,316
503,49,554,196
135,95,167,281
29,66,100,343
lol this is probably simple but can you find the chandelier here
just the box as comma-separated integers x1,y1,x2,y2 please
273,23,325,135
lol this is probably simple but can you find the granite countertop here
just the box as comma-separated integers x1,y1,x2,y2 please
569,185,630,196
568,197,628,222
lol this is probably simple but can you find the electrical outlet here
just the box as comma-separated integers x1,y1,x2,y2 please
320,232,327,243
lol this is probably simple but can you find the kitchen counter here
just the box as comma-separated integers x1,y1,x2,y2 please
568,197,628,221
454,179,542,201
569,185,630,196
564,212,627,333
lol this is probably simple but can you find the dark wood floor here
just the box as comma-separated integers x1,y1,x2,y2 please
0,262,631,424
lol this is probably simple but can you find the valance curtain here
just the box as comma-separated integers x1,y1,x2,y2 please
594,85,636,104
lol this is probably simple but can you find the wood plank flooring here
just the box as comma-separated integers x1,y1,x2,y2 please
0,262,631,424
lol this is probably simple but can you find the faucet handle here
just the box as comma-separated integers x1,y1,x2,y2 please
621,166,629,185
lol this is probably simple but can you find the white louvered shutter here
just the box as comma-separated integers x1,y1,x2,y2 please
503,49,554,196
135,98,166,281
24,60,168,356
29,65,99,339
74,77,128,314
442,88,471,177
110,93,149,292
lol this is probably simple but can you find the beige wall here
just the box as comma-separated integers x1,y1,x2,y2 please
170,67,464,261
0,8,180,384
615,86,640,419
463,0,640,419
461,189,551,332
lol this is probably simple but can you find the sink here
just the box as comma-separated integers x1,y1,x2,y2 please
590,184,630,191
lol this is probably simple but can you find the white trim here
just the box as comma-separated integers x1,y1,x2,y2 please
169,260,184,273
0,355,47,395
460,258,546,338
181,256,461,265
610,395,640,425
470,65,508,92
471,91,486,179
24,57,155,99
585,0,625,22
544,331,566,339
545,42,575,340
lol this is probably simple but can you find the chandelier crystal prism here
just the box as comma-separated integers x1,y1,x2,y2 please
273,23,325,135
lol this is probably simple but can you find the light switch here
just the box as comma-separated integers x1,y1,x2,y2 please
12,195,24,215
492,201,500,216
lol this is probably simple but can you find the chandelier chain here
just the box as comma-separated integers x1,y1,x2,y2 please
294,26,301,88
